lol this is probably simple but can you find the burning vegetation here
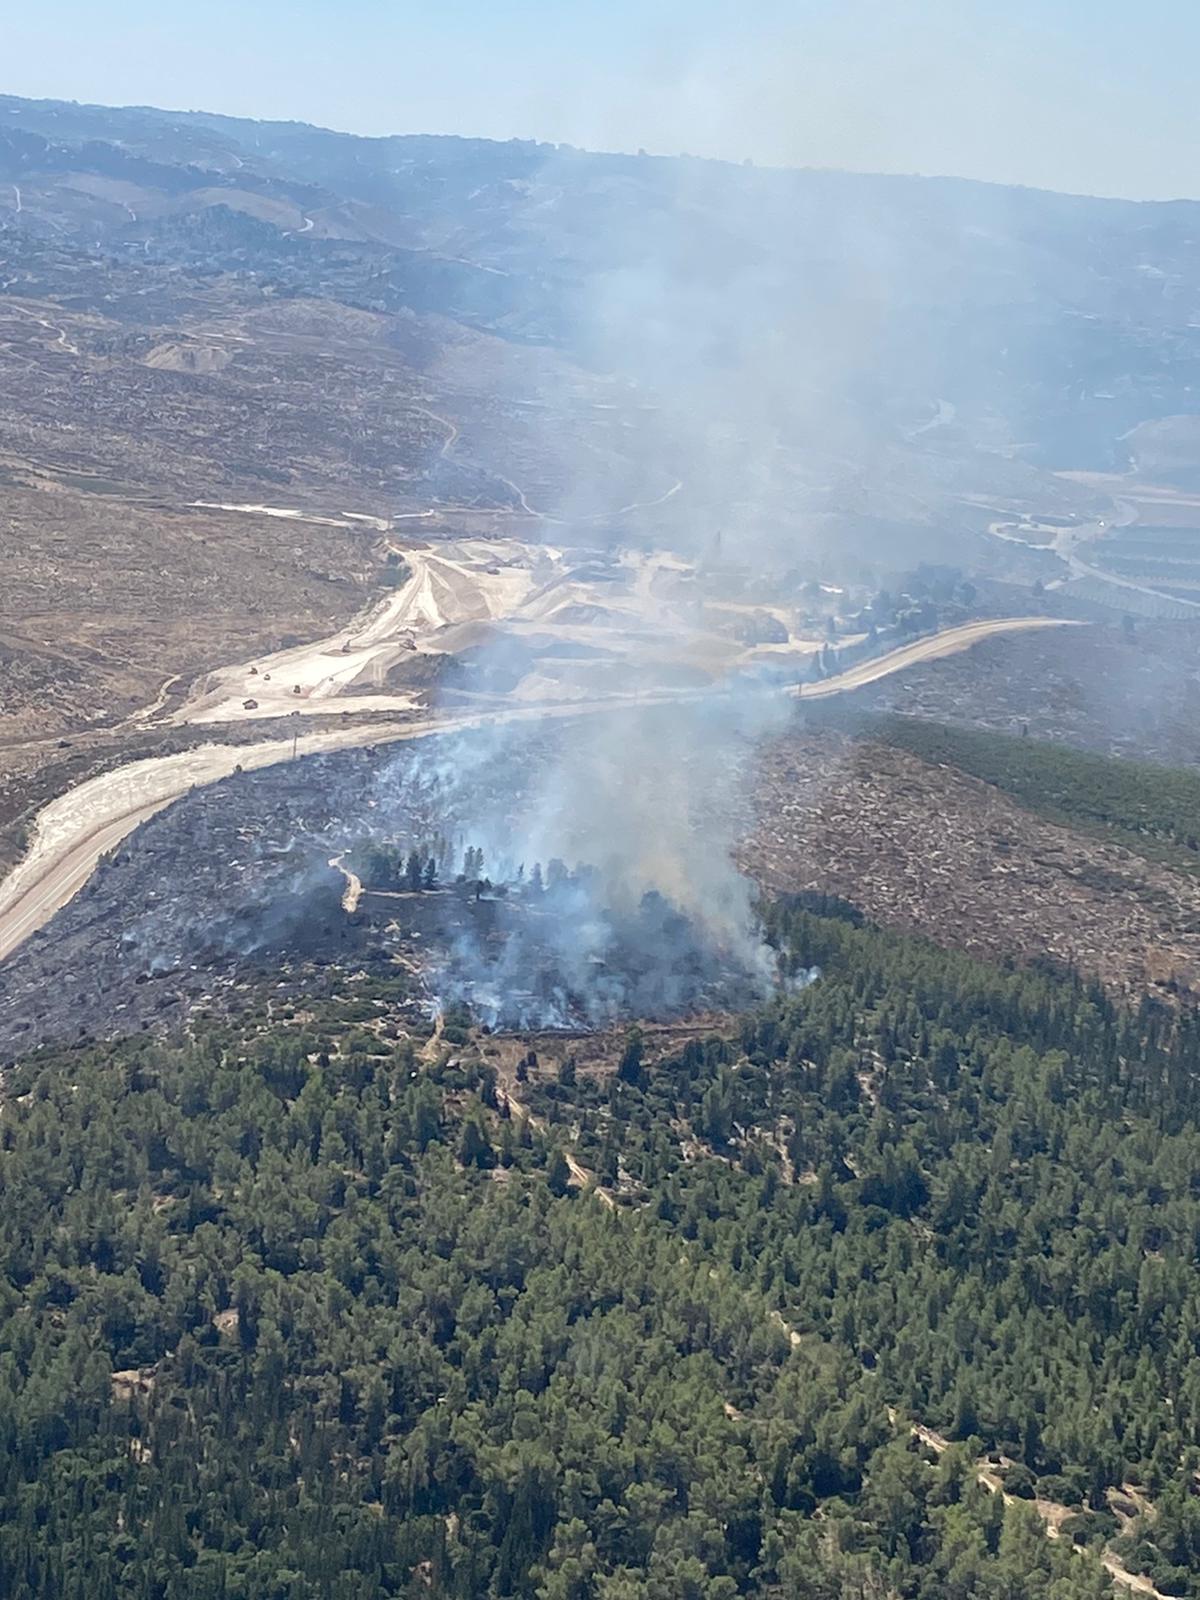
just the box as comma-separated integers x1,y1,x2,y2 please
346,838,785,1030
0,720,790,1058
7,690,1200,1059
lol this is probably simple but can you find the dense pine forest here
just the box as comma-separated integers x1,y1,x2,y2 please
4,885,1200,1597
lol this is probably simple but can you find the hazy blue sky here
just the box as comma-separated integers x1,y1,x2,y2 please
2,0,1197,199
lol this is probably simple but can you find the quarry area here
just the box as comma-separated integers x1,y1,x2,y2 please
173,536,837,727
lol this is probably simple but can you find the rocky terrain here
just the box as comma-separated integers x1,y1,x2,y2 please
745,727,1200,1001
5,93,1200,1059
854,619,1200,767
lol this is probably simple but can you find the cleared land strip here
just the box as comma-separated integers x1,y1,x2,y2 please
890,1414,1176,1599
0,616,1078,964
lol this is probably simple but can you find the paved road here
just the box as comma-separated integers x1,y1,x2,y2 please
992,497,1200,613
0,614,1080,965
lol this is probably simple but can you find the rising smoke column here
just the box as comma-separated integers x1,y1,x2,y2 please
406,140,912,1021
407,158,827,1018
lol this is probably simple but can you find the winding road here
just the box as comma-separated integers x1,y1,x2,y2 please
990,498,1200,613
0,613,1079,965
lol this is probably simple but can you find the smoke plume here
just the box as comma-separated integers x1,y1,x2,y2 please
412,152,850,1025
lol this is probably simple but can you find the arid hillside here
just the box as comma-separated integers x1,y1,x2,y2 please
745,727,1200,1002
5,87,1194,795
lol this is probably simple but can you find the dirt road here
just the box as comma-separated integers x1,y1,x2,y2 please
0,614,1079,965
797,616,1082,699
887,1410,1176,1599
328,854,363,914
502,1082,615,1206
0,721,416,963
991,493,1200,614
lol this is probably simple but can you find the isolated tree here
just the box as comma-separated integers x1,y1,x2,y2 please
499,1120,517,1168
458,1116,494,1170
700,1076,734,1145
616,1027,644,1085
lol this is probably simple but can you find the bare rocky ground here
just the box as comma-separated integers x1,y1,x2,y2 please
7,103,1200,1069
0,231,662,800
0,474,373,734
743,727,1200,1002
0,260,664,878
855,618,1200,768
0,140,1121,854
